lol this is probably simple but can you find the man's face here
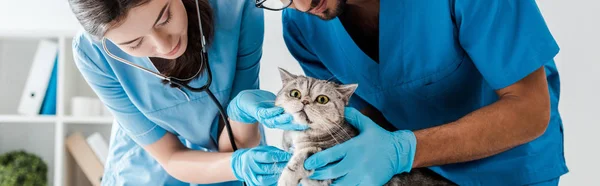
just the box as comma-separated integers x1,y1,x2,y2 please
287,0,345,20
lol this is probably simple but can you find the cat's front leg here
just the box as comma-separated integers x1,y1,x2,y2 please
300,177,331,186
278,154,303,186
278,147,321,186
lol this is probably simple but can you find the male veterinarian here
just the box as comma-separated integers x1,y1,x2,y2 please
270,0,568,185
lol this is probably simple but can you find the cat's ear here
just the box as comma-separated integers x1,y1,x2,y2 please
337,84,358,104
278,67,297,84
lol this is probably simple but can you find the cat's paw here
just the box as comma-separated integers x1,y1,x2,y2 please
277,170,300,186
300,178,331,186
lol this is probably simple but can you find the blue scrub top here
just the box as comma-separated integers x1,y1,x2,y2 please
72,0,264,185
282,0,567,185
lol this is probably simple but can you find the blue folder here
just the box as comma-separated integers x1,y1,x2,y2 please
39,55,58,115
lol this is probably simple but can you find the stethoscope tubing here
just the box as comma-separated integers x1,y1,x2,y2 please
102,38,239,152
98,1,245,184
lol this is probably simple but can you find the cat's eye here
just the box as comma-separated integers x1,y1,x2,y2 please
316,95,329,104
290,89,301,99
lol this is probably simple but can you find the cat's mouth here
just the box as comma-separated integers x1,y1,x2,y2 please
296,110,313,125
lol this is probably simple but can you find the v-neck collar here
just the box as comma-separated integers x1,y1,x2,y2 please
329,5,384,86
328,0,403,89
103,39,208,101
331,18,378,82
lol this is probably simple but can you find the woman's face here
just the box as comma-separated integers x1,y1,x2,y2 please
105,0,188,59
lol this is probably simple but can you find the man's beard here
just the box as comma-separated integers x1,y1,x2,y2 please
310,0,346,21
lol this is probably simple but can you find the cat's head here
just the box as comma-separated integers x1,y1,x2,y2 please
275,68,358,130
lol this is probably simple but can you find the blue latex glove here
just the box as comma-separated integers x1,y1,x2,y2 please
231,146,291,186
228,89,308,131
304,107,417,185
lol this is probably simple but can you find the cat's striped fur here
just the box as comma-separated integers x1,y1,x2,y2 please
274,68,456,186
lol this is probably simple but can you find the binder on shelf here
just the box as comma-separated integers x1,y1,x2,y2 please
39,57,58,115
66,132,104,186
86,132,109,165
17,40,58,116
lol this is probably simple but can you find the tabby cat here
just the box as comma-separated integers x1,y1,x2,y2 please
274,68,456,186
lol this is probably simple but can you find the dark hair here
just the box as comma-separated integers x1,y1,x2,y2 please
68,0,214,86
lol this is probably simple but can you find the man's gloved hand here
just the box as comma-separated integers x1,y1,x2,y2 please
227,89,308,131
231,146,290,186
304,107,417,185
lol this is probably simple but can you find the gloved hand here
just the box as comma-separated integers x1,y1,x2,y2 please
228,89,308,131
304,107,417,185
231,146,291,186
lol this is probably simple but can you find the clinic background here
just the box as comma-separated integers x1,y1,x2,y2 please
0,0,596,185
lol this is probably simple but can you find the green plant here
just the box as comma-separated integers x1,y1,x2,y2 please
0,150,47,186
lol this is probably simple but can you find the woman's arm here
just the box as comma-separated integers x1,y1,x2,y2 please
218,0,265,152
74,37,236,184
143,132,238,184
218,119,262,152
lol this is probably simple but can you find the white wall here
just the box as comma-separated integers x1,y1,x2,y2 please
259,10,306,150
0,0,80,36
536,0,600,185
258,1,599,185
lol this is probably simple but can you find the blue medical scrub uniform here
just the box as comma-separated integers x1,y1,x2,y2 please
282,0,567,185
71,0,264,185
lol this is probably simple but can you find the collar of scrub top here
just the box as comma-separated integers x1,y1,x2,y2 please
255,0,293,11
102,39,209,91
100,0,239,154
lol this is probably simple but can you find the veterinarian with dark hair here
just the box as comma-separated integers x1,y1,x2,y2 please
267,0,568,185
68,0,311,185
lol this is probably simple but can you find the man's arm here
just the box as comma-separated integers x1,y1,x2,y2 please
411,67,551,168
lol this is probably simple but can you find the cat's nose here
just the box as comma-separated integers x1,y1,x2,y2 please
302,100,309,105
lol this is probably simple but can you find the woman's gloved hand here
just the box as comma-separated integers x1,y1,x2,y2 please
304,107,417,185
231,146,291,186
228,89,308,131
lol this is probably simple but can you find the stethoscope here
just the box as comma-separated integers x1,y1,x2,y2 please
101,0,239,152
100,1,294,184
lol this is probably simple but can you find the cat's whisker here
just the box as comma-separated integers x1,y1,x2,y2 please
321,123,341,145
329,124,352,141
324,74,342,82
307,113,342,145
304,114,340,145
304,107,347,140
325,75,337,82
330,120,352,140
315,112,352,140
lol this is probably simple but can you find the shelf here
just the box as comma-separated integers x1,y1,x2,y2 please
0,29,79,39
0,115,114,125
0,0,81,39
0,115,56,123
63,116,114,125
